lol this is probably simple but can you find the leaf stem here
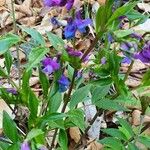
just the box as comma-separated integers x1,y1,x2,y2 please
11,0,21,87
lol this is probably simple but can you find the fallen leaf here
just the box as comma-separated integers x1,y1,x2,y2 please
69,127,81,143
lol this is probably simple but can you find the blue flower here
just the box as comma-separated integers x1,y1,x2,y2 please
64,11,92,39
58,75,70,92
7,88,18,95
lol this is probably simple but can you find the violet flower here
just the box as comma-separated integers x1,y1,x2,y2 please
42,57,60,75
7,88,18,95
43,0,74,10
21,141,30,150
130,33,142,41
101,57,106,64
66,46,82,57
58,75,70,92
122,57,131,64
64,11,92,39
134,42,150,63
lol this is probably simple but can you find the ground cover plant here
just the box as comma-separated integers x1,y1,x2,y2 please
0,0,150,149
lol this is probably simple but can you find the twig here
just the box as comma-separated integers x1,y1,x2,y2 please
123,60,134,82
74,109,103,149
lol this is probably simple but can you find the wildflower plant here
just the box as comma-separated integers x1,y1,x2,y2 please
0,0,150,150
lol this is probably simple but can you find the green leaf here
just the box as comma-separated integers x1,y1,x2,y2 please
70,85,91,109
18,25,45,46
0,66,7,77
48,91,62,113
142,70,150,86
67,109,85,132
21,70,32,104
92,85,110,103
95,0,114,33
138,136,150,148
27,47,49,71
4,51,13,74
58,129,68,150
90,77,112,86
39,113,67,128
0,141,9,150
128,143,139,150
95,99,127,111
0,34,20,55
28,89,39,126
26,129,44,141
102,128,127,141
3,111,20,143
39,69,49,98
46,32,69,60
114,29,134,38
106,2,137,26
47,32,65,52
117,117,134,137
99,137,123,150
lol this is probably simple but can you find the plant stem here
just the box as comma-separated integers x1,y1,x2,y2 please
74,109,103,149
11,0,21,87
81,36,99,61
49,70,77,150
123,60,134,82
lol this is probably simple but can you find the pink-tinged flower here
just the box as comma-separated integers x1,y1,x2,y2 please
134,42,150,63
43,0,74,10
64,11,92,39
58,75,70,92
21,142,30,150
42,57,60,74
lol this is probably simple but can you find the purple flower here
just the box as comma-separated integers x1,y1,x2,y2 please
134,42,150,63
101,57,106,64
51,17,58,25
64,11,92,39
43,0,74,10
21,142,30,150
7,88,18,95
58,75,70,92
42,57,60,74
66,46,82,57
130,33,142,41
122,57,131,64
121,42,137,51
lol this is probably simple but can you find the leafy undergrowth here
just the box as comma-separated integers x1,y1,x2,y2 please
0,0,150,150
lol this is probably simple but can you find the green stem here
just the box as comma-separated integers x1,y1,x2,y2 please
11,0,21,87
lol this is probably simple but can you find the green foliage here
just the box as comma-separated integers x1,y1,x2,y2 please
58,129,68,150
18,25,45,46
0,34,20,55
27,47,49,71
3,111,20,143
70,85,91,109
